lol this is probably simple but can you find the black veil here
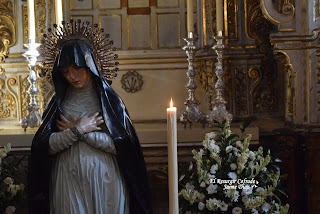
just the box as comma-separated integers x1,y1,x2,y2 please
30,40,153,214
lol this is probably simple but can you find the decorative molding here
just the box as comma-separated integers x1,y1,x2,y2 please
234,68,247,115
22,5,28,45
260,0,295,24
246,0,273,53
121,70,143,93
19,75,30,119
0,0,16,62
0,72,17,118
226,0,238,40
35,0,46,42
275,50,297,122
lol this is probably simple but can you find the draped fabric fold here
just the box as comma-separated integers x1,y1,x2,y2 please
30,40,153,214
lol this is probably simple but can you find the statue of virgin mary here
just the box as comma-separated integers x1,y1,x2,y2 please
29,20,153,214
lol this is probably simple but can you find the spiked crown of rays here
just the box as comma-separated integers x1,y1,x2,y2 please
40,19,119,82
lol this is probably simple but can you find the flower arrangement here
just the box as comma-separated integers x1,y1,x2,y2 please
179,120,289,214
0,143,25,214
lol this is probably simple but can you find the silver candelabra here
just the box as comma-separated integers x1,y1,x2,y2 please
180,32,207,127
207,31,232,123
20,42,41,130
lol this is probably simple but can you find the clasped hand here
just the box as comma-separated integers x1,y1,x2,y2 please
57,112,104,133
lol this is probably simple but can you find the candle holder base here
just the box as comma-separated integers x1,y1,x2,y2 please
180,106,207,128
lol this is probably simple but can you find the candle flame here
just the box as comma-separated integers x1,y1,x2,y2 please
170,98,173,108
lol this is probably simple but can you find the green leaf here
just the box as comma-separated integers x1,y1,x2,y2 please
240,120,252,133
276,188,289,198
179,174,186,182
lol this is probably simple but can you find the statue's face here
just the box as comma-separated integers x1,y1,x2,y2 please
61,64,89,88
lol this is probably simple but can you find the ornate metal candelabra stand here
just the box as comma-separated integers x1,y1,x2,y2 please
20,42,41,130
207,32,232,123
180,32,207,127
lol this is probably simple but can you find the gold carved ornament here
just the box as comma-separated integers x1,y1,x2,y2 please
0,0,16,62
0,74,17,118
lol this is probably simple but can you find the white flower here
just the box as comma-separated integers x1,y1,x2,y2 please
199,193,205,200
228,172,237,180
236,141,243,149
230,163,237,170
261,202,271,212
4,177,13,185
210,143,220,153
249,151,256,160
232,207,242,214
256,187,267,195
200,181,206,188
198,202,205,210
7,184,17,196
5,206,16,214
262,167,267,172
233,190,240,202
219,201,228,211
242,186,253,195
206,183,218,194
251,208,259,214
210,164,219,174
226,145,233,153
206,132,216,139
185,183,195,191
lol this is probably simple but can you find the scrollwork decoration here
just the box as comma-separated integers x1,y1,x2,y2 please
260,0,295,24
0,0,16,62
0,76,17,118
121,71,143,93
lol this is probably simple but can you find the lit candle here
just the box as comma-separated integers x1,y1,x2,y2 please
216,0,223,32
167,98,178,214
55,0,63,26
187,0,194,33
28,0,36,43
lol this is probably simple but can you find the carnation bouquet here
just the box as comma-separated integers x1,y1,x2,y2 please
179,120,289,214
0,143,25,214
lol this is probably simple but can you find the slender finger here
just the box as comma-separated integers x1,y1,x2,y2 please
96,120,104,126
57,124,64,131
60,114,70,123
96,116,103,121
92,112,99,118
57,119,68,128
70,115,77,122
94,126,102,131
56,120,65,127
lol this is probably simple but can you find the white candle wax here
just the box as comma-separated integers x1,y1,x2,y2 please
216,0,223,32
187,0,194,33
167,98,178,214
55,0,63,26
28,0,36,43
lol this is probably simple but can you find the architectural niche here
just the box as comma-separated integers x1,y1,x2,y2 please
0,0,16,62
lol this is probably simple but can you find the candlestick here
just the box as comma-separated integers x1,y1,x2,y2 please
187,0,194,33
207,33,232,123
216,0,223,32
28,0,36,43
181,34,207,127
167,98,178,214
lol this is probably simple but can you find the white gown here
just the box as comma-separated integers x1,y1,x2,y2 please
48,78,129,214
